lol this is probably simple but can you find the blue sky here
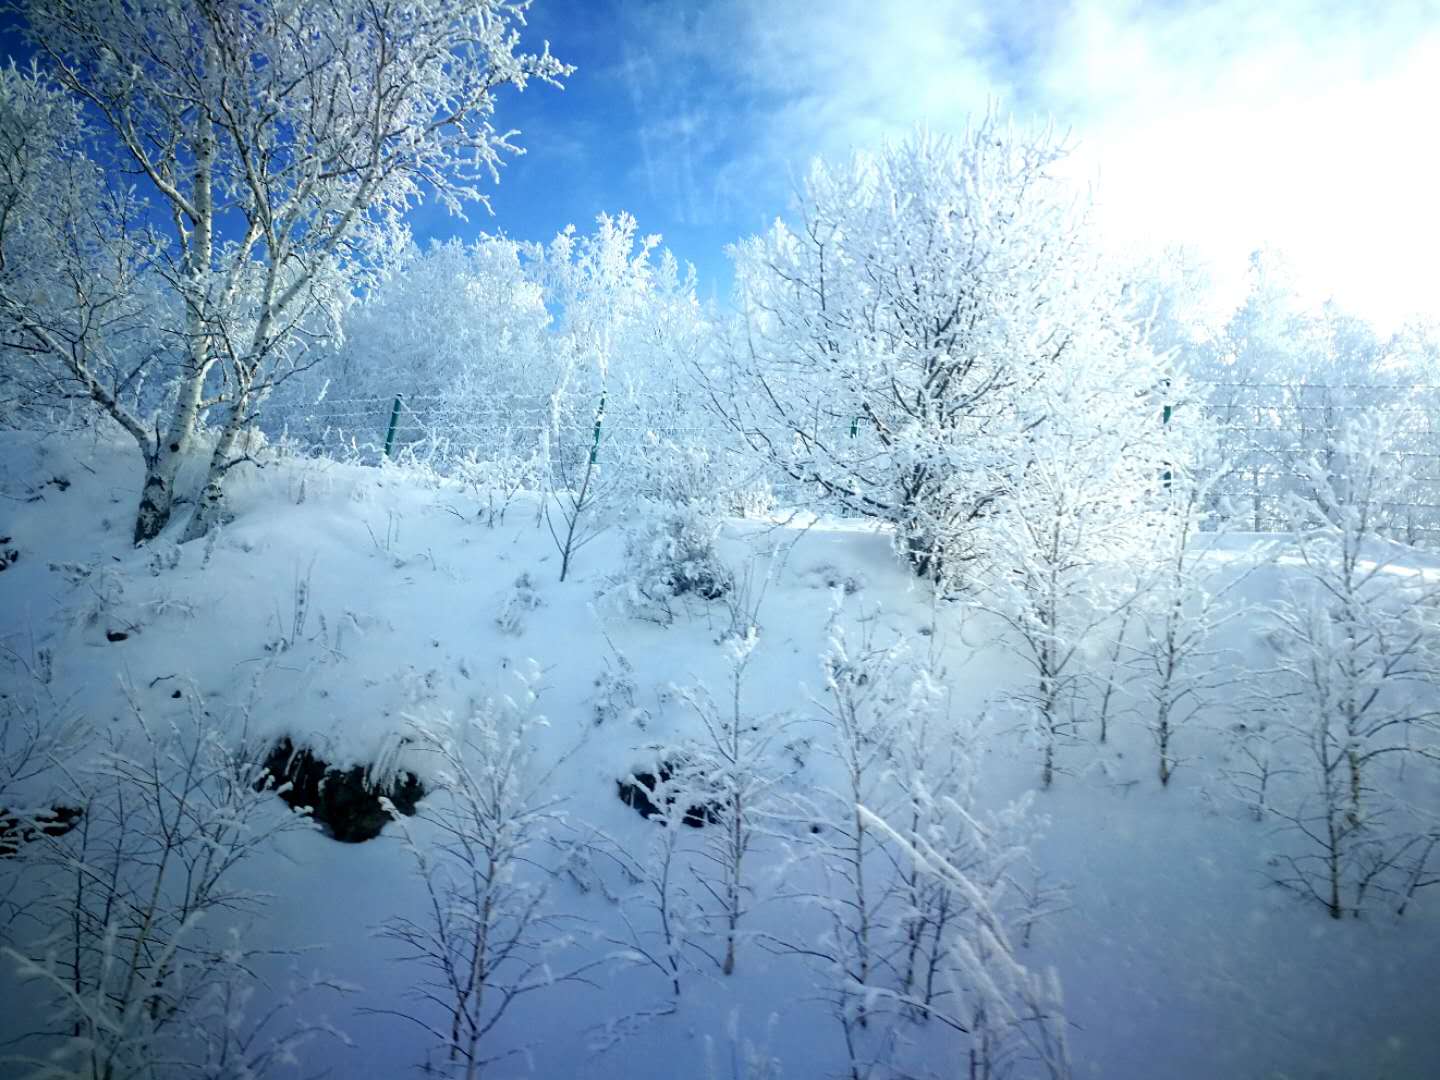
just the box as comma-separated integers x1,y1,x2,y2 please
455,0,1440,325
7,1,1440,324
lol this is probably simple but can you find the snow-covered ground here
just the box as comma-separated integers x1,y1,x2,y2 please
2,430,1437,1080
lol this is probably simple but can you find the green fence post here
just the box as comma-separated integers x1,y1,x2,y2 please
1161,394,1173,489
383,394,403,459
589,390,607,465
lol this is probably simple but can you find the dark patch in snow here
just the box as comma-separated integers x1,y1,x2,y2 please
667,564,731,602
0,805,83,858
0,541,16,571
257,737,425,843
617,758,721,828
105,629,129,642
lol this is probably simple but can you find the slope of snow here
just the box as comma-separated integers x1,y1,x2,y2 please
1,429,1437,1079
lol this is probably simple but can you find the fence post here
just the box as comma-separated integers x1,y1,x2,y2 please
1161,384,1173,489
1157,380,1169,489
589,390,606,465
383,394,403,459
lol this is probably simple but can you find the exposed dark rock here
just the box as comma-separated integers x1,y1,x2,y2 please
256,738,425,843
105,629,129,642
667,564,731,602
0,805,83,858
0,538,16,572
617,758,722,828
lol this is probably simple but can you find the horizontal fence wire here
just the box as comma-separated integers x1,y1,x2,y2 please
1190,380,1440,544
256,381,1440,547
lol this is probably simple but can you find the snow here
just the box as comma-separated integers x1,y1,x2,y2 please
2,428,1438,1079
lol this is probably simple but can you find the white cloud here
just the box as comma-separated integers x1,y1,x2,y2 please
1046,2,1440,329
621,0,1440,327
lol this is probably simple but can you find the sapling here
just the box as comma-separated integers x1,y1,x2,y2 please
377,663,600,1076
787,608,910,1064
675,629,784,975
1131,449,1251,786
1266,414,1440,917
859,806,1072,1080
979,438,1154,787
545,392,613,582
3,681,339,1078
604,802,713,1005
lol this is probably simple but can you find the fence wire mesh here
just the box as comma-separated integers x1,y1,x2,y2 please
255,381,1440,546
1193,381,1440,545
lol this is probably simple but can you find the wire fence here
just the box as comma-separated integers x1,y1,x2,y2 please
256,390,729,479
1192,381,1440,544
255,381,1440,546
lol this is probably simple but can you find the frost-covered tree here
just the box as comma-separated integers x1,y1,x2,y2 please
674,629,783,975
978,352,1165,787
603,798,711,1006
283,235,553,463
0,63,173,440
380,663,598,1076
0,643,87,943
861,805,1071,1080
1267,414,1440,918
1130,428,1251,786
767,609,1068,1080
528,212,715,580
3,685,343,1079
796,612,909,1070
7,0,568,543
711,118,1155,586
1181,251,1440,542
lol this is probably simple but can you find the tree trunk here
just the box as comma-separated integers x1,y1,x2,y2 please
181,392,248,542
902,525,943,583
133,371,207,543
139,89,215,543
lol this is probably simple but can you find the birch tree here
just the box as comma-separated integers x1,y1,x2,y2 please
8,0,569,543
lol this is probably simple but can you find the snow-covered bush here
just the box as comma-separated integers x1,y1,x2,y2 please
616,502,733,626
454,443,546,528
592,634,649,729
495,572,543,636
